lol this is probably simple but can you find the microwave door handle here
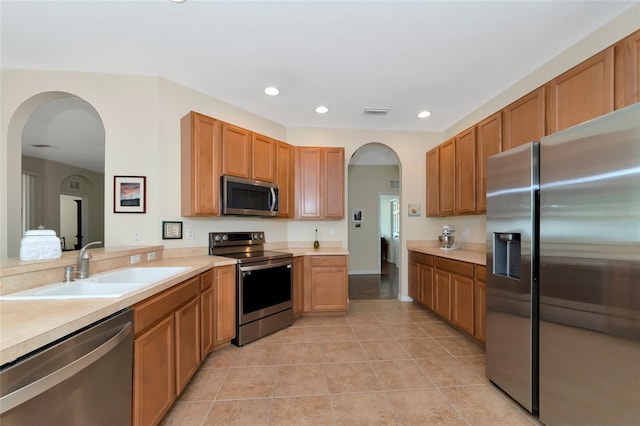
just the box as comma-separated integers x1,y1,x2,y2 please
269,187,276,212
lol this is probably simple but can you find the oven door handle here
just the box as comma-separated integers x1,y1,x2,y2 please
240,259,293,273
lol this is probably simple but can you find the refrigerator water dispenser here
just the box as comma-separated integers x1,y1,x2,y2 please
493,233,521,279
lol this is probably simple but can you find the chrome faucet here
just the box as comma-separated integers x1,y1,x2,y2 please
76,241,102,279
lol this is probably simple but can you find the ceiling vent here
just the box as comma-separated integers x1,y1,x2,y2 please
363,108,390,116
31,144,54,148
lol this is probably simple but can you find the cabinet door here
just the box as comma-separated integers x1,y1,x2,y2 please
275,140,294,218
180,112,220,216
426,148,440,217
420,264,434,310
408,261,421,302
133,315,175,426
475,112,502,212
310,267,347,311
503,87,546,150
200,285,214,358
454,128,476,214
293,256,304,318
221,123,251,178
323,147,345,218
434,270,451,320
214,265,236,346
622,30,640,107
439,139,455,216
175,297,200,394
295,147,322,218
474,280,486,344
452,274,474,336
548,47,614,133
251,133,275,182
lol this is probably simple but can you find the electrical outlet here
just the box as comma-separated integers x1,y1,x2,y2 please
330,228,335,235
294,227,301,237
186,228,194,240
131,254,141,264
462,227,469,237
133,229,141,241
147,252,156,261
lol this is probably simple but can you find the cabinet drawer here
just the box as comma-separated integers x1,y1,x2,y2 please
435,258,474,277
408,251,434,266
475,265,486,282
133,277,200,336
199,269,213,291
310,255,346,267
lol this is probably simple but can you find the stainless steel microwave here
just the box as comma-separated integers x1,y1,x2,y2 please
221,175,279,216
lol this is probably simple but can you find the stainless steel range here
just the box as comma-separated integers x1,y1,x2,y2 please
209,232,293,346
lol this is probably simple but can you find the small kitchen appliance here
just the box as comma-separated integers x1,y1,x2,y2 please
438,225,458,250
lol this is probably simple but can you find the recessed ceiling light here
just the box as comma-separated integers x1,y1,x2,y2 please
264,86,280,96
170,0,187,3
418,110,432,118
315,106,329,114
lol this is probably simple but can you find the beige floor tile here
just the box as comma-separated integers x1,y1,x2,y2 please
203,399,271,426
407,310,440,322
351,324,394,341
458,355,488,381
179,368,228,401
385,389,467,425
331,392,401,425
231,343,281,366
319,341,368,363
360,339,411,360
299,325,356,342
160,401,213,426
274,364,329,397
397,337,450,358
415,321,462,337
278,342,325,364
441,384,534,425
435,336,484,356
370,359,436,390
383,323,429,339
373,311,413,324
414,356,486,387
346,312,381,325
216,366,276,400
325,362,381,393
313,314,349,327
270,395,334,426
201,345,239,368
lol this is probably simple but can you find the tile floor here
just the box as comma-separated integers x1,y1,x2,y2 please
160,299,539,426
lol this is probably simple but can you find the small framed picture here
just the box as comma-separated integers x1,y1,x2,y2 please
352,209,363,223
114,176,146,213
162,221,183,240
408,204,421,217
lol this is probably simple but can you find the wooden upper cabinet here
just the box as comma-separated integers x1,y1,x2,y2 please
180,111,220,217
295,146,344,219
426,147,440,217
251,133,276,182
221,123,251,179
323,147,345,218
454,128,476,214
439,139,455,216
275,140,294,218
614,29,640,110
503,86,546,150
548,47,614,133
475,112,502,212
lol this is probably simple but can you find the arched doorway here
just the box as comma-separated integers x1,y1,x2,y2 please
347,142,400,299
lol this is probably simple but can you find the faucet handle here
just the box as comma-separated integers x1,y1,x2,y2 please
63,266,75,282
79,241,102,259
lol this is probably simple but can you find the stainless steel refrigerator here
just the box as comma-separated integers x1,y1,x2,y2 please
486,103,640,425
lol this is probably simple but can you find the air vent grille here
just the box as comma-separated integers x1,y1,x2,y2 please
363,108,390,116
389,180,399,189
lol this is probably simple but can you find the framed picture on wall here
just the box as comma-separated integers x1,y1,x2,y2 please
114,176,146,213
352,209,363,222
408,204,421,217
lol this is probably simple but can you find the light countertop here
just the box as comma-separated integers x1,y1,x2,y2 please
0,245,348,365
406,240,486,266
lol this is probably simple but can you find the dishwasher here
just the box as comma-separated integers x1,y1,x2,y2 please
0,308,134,425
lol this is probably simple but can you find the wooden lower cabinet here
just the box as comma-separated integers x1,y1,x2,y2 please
133,266,236,425
409,251,485,344
293,256,304,318
214,265,236,346
304,255,348,312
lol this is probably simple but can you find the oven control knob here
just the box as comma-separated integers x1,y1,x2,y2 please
222,234,228,241
258,234,264,240
252,233,259,240
214,234,222,242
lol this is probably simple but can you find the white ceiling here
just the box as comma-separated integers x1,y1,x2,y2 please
3,0,637,170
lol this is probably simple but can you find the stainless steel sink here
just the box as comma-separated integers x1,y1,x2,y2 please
0,266,191,300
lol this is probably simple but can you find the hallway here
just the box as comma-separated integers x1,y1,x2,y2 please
348,261,399,300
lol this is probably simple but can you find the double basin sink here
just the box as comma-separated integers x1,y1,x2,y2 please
0,266,191,300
